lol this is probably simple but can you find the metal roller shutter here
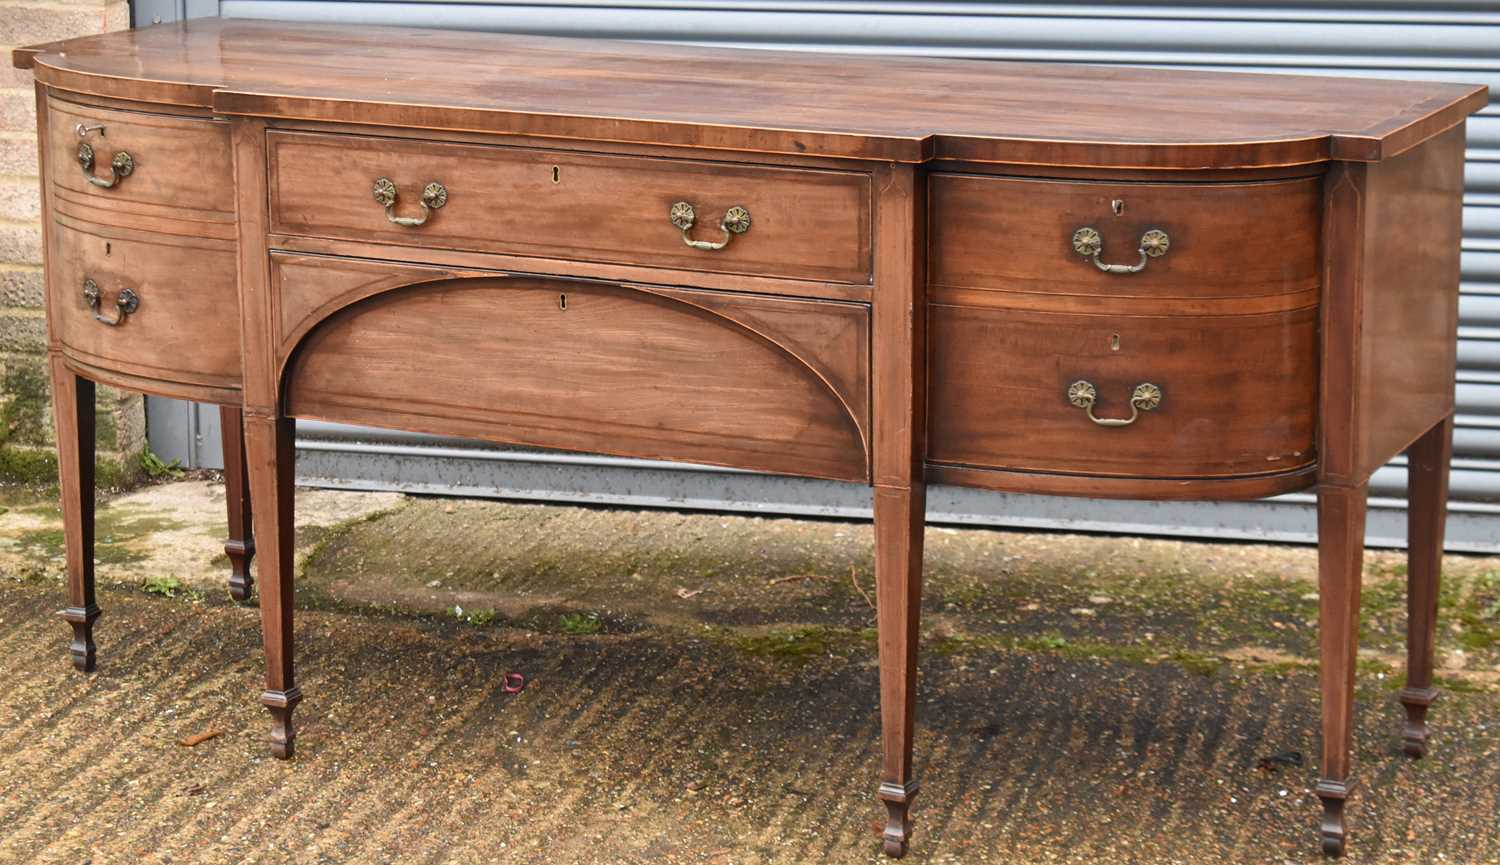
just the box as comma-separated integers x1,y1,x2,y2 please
141,1,1500,550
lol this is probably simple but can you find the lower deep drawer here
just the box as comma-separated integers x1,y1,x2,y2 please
49,217,241,390
927,304,1318,478
274,254,871,481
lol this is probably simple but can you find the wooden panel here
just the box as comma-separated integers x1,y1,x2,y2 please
46,96,234,222
20,20,1487,166
930,173,1321,303
270,254,870,432
273,253,475,355
1319,125,1467,485
48,217,240,389
282,275,870,481
647,285,871,438
1356,126,1466,477
927,304,1318,478
267,131,872,284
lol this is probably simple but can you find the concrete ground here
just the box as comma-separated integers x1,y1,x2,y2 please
1,477,1499,865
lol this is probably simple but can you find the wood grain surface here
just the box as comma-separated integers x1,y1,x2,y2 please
1318,126,1467,486
930,173,1322,302
267,130,872,284
16,19,1487,166
48,217,241,392
282,275,871,482
47,96,235,220
927,304,1319,478
1351,126,1467,478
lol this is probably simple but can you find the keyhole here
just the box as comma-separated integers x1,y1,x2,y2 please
1110,333,1121,351
559,293,567,310
1111,199,1125,216
104,242,111,256
551,166,561,184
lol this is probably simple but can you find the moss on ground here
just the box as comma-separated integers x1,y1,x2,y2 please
15,505,187,567
19,490,1494,697
731,625,877,666
0,483,58,508
1449,569,1500,651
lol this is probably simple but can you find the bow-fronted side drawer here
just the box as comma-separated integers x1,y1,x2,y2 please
46,98,235,222
48,216,241,394
926,303,1318,480
929,173,1321,307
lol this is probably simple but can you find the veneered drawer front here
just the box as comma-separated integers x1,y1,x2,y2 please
929,174,1321,303
267,131,873,284
927,305,1317,478
49,217,241,388
274,255,870,481
47,98,234,219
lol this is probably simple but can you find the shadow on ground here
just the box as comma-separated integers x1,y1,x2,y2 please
1,480,1498,864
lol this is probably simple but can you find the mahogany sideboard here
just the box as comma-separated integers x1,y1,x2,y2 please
14,20,1487,859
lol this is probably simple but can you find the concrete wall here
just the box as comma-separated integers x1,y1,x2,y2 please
0,0,143,486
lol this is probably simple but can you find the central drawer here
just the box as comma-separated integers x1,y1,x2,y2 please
267,131,872,284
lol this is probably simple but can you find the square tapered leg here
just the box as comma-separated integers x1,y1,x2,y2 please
245,412,299,758
1316,482,1367,858
49,358,99,672
1400,415,1452,758
874,484,925,857
219,405,256,602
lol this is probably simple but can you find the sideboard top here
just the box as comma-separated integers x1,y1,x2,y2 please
16,19,1488,168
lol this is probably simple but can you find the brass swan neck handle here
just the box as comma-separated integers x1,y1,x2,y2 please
1071,227,1170,274
82,278,139,326
76,142,134,189
1066,380,1162,427
372,177,448,227
669,201,752,251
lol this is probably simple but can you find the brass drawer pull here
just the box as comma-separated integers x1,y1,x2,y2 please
81,277,139,326
372,177,447,227
76,142,134,189
1067,380,1162,427
669,201,751,251
1071,227,1170,273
